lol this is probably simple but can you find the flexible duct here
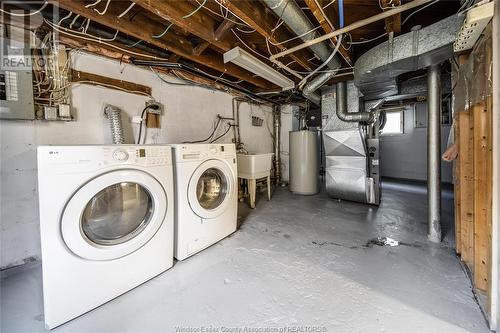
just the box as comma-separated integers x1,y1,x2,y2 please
262,0,342,104
336,81,373,123
104,105,125,144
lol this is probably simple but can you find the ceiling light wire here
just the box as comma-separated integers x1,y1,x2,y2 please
401,0,439,26
117,2,136,18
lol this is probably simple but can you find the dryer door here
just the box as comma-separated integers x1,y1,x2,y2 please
188,159,234,219
61,169,167,261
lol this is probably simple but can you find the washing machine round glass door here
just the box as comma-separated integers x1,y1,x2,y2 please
61,169,168,261
188,159,234,219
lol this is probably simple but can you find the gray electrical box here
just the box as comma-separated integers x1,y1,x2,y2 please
0,69,35,120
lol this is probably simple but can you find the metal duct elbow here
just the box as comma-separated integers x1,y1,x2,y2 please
303,71,337,105
336,81,373,123
104,105,125,144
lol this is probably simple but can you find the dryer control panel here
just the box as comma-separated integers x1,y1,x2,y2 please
174,144,235,162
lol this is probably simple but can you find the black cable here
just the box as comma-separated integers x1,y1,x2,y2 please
136,106,149,144
183,117,222,144
137,104,160,144
210,123,233,143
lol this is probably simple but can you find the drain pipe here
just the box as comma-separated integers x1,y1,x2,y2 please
273,105,282,185
427,64,442,243
262,0,342,104
336,81,374,123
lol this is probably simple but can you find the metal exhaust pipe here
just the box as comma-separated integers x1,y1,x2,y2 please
336,81,373,123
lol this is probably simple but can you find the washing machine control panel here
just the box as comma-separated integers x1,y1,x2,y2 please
112,149,129,161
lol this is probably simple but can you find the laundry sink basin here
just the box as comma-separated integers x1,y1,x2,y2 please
237,153,274,179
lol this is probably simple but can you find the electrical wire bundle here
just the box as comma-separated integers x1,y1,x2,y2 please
32,31,71,108
182,116,235,144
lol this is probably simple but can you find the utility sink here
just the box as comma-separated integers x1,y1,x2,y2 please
237,153,274,179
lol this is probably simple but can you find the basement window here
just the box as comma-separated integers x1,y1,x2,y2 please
381,110,404,135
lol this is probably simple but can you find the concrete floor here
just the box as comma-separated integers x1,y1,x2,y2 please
0,179,489,332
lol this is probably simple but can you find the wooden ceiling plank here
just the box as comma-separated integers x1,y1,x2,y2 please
54,0,274,89
223,0,314,71
303,0,353,65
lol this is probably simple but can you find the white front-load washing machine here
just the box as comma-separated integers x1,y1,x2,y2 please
171,144,237,260
37,145,174,329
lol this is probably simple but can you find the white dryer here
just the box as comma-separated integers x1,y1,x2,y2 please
37,145,174,329
171,144,237,260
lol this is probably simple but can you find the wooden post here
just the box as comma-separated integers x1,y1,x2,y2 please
458,110,475,266
473,102,491,292
454,114,462,254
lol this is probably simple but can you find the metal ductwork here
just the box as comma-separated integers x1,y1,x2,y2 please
262,0,342,104
336,81,373,123
354,14,463,99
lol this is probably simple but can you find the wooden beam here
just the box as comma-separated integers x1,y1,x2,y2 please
223,0,314,71
303,0,353,65
54,0,274,89
193,19,235,56
458,110,474,266
454,114,461,255
71,69,152,96
60,36,248,97
380,0,402,35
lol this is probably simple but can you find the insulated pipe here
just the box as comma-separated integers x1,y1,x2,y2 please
262,0,341,71
261,0,342,103
336,81,374,123
427,64,442,243
303,71,337,105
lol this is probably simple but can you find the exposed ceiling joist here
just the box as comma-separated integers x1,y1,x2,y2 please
380,0,402,35
193,18,236,56
222,0,315,71
303,0,353,66
133,0,233,53
54,0,275,89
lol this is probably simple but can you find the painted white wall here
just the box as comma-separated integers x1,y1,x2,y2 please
380,103,453,183
0,52,273,269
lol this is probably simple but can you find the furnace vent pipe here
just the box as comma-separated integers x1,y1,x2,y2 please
336,81,374,123
104,105,125,144
427,64,442,243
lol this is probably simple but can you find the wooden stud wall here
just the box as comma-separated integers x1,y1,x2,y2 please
453,28,493,313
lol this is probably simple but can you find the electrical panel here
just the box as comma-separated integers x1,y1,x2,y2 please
0,69,35,120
